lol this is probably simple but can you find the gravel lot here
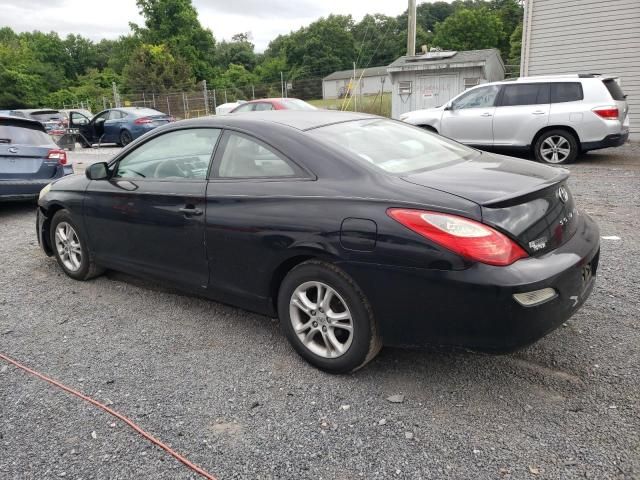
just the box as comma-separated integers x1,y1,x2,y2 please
1,145,639,479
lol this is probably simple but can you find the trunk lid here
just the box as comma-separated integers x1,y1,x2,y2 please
401,152,577,256
0,121,59,180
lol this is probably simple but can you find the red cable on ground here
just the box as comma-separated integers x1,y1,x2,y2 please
0,352,218,480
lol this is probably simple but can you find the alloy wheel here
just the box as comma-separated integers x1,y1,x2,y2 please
540,135,571,164
54,222,82,272
289,281,354,359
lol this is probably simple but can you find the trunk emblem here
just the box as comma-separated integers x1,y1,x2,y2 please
558,186,569,203
8,147,18,153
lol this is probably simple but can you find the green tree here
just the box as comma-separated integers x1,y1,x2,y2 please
508,22,523,68
432,8,504,52
216,33,257,71
131,0,216,80
122,44,195,92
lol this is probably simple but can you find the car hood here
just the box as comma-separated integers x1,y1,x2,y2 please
400,151,569,206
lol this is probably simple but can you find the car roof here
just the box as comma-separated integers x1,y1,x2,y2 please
0,115,48,131
13,109,61,114
186,110,376,131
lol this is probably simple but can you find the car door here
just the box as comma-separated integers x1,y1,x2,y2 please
439,84,501,145
204,130,310,303
492,83,550,147
83,127,222,288
90,111,111,143
102,110,125,143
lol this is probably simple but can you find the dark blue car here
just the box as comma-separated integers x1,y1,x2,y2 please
0,115,73,201
70,107,173,147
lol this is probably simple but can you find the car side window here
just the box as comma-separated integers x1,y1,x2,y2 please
452,85,500,109
550,83,584,103
216,132,298,178
94,112,109,123
114,128,221,180
234,104,254,113
253,103,274,111
500,83,550,106
109,110,125,120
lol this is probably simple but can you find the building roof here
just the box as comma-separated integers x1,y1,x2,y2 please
323,66,389,81
387,49,503,73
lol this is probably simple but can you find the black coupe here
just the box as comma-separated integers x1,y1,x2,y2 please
37,111,599,372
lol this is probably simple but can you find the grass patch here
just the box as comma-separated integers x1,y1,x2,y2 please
309,93,391,118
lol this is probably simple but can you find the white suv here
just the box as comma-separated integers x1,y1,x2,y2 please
399,74,630,164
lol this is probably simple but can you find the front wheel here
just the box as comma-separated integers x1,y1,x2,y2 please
50,210,103,281
278,261,381,373
534,129,578,164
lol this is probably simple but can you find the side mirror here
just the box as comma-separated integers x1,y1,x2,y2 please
444,102,454,111
86,162,109,180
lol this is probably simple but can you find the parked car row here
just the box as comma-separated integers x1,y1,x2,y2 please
399,74,629,164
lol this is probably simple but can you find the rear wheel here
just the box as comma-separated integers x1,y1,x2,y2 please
119,130,133,147
278,260,381,373
534,129,578,165
50,210,103,281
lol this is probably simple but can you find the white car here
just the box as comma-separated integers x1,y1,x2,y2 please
399,74,630,164
215,101,247,116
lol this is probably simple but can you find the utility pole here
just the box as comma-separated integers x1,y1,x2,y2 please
213,89,217,114
251,84,255,100
112,82,122,108
281,72,285,98
203,80,209,116
353,62,357,111
407,0,417,56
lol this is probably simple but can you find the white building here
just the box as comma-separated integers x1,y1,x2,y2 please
322,66,391,100
521,0,639,140
387,49,505,119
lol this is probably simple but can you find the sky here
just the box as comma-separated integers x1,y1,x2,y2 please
0,0,427,51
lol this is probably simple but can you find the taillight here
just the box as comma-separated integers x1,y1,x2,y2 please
47,149,67,165
592,106,619,120
387,209,528,266
134,117,153,125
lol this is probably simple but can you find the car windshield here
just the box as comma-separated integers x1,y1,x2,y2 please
280,99,317,110
0,125,53,145
310,119,478,174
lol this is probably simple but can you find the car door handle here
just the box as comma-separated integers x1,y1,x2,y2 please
480,112,493,117
179,206,203,216
532,111,546,115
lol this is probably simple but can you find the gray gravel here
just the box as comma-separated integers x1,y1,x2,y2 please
1,145,639,479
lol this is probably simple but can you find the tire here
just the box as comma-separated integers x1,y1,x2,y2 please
278,260,382,373
50,209,103,281
119,130,133,147
534,129,578,165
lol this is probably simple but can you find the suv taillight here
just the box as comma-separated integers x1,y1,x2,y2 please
47,149,67,165
592,106,619,120
387,209,528,266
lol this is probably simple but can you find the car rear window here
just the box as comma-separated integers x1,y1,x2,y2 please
550,83,584,103
30,112,63,121
310,119,477,174
603,79,625,101
500,83,550,106
0,124,53,145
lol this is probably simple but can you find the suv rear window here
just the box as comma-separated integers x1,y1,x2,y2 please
0,125,53,145
500,83,550,106
603,79,625,101
550,83,583,103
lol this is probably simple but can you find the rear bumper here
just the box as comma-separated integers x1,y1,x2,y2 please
581,131,629,151
0,166,72,201
341,212,600,351
0,179,50,200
